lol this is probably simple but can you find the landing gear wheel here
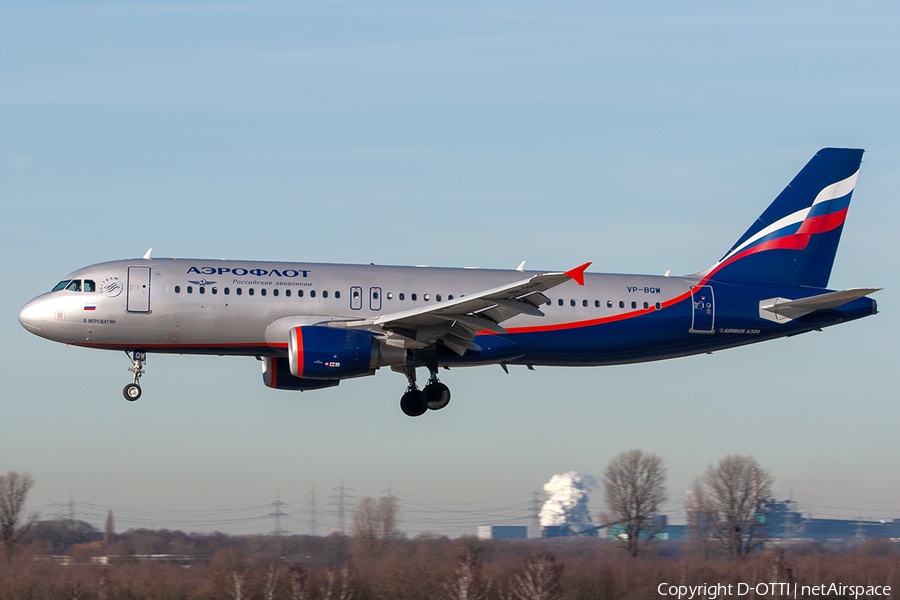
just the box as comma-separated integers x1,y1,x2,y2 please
123,383,142,401
422,381,451,410
124,350,146,402
400,389,427,417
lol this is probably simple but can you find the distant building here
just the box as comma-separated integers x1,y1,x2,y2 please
661,500,900,543
477,525,528,540
542,524,598,538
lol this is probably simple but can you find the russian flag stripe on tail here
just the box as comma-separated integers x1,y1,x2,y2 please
703,148,864,288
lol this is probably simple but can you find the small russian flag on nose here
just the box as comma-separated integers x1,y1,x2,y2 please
84,305,96,311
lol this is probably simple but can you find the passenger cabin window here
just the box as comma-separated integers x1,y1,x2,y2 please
236,288,242,295
322,290,328,298
84,280,96,292
655,302,661,310
298,290,304,297
53,280,71,291
570,299,576,307
212,287,218,295
224,287,230,295
595,300,600,308
399,293,405,300
607,300,613,308
187,286,193,294
631,301,637,309
66,280,82,292
285,289,290,297
175,285,181,293
249,288,254,296
310,290,316,298
583,300,588,307
558,299,563,306
260,289,266,296
619,301,624,308
272,289,278,297
411,293,417,301
335,291,340,299
199,287,205,294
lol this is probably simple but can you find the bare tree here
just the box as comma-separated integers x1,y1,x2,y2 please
443,547,486,600
262,561,283,600
288,565,310,600
601,449,668,557
319,566,354,600
684,490,715,558
351,495,400,558
103,510,115,546
0,471,38,556
509,552,562,600
691,455,773,558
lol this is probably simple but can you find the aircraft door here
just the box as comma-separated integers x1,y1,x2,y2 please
127,266,151,313
689,285,714,334
370,287,382,311
350,286,362,310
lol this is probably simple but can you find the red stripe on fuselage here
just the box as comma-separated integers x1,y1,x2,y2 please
481,291,693,335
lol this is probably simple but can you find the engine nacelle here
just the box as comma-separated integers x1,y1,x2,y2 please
261,357,340,391
288,326,405,380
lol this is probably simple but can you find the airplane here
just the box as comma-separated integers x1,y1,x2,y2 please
19,148,879,417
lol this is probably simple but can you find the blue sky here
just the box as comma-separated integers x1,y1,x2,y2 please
2,1,899,535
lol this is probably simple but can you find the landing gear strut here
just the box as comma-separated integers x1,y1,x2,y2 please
123,350,146,401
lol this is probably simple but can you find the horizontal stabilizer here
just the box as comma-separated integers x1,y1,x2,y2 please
759,288,880,322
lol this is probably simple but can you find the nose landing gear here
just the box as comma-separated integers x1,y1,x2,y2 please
123,351,146,401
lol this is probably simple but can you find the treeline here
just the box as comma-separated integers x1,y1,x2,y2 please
2,523,899,599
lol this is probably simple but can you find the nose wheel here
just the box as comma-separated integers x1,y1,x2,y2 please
123,351,146,401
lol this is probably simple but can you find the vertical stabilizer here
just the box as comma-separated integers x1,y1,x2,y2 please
702,148,863,288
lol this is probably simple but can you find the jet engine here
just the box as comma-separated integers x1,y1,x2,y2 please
261,357,340,391
288,326,405,380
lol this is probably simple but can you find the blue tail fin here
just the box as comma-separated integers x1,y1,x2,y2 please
703,148,864,288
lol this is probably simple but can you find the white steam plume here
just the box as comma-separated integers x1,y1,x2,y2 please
539,471,596,533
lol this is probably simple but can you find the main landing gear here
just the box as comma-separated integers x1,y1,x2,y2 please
123,350,146,401
395,364,451,417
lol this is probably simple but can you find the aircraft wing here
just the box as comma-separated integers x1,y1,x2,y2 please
759,287,880,322
327,262,591,354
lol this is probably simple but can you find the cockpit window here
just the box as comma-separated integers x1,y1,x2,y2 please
65,280,82,292
52,280,71,291
83,280,96,293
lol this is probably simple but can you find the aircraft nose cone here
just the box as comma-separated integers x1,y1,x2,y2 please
18,300,43,334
